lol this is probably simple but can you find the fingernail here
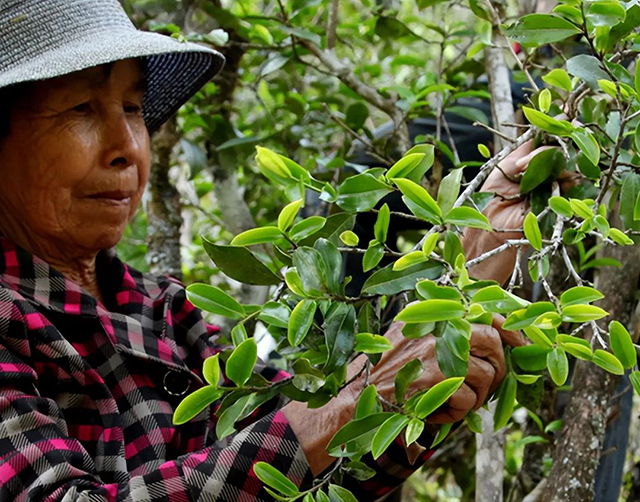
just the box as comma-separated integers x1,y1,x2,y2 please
515,157,527,168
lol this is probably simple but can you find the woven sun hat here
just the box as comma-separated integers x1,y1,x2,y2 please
0,0,225,133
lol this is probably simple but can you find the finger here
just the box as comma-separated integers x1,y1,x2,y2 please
492,314,525,347
470,324,506,390
427,383,477,424
499,140,536,176
464,356,496,408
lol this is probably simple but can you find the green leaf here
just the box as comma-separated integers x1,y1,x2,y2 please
478,144,491,158
515,374,542,385
567,54,610,88
363,240,385,272
609,320,636,369
316,491,330,502
503,302,557,331
549,196,574,218
372,414,411,459
326,412,394,451
505,14,582,45
436,335,468,378
278,199,303,232
520,147,565,194
431,423,453,447
524,213,543,251
523,107,574,136
292,247,326,294
395,359,424,404
636,54,640,97
258,301,291,328
471,285,529,314
186,284,246,320
512,345,552,371
231,323,248,346
324,304,356,372
560,286,604,307
226,338,258,386
231,226,283,246
386,153,426,180
569,199,594,219
255,146,294,185
336,173,393,212
561,304,608,323
288,300,317,347
609,228,635,246
494,373,517,431
340,230,359,247
539,88,552,113
399,144,435,183
346,101,369,130
422,233,440,256
445,206,492,231
362,260,443,295
437,169,463,215
328,485,358,502
355,384,379,419
253,462,299,497
416,280,463,301
592,349,625,375
415,377,465,419
559,340,593,361
523,327,554,348
465,410,483,433
343,461,377,481
299,213,355,247
543,68,573,92
393,251,429,271
405,418,425,446
202,240,282,286
570,128,600,167
290,217,327,243
173,386,224,425
355,333,393,354
393,178,442,223
547,347,569,386
630,372,640,396
314,239,342,295
396,300,466,323
203,354,221,387
374,204,391,243
587,1,626,27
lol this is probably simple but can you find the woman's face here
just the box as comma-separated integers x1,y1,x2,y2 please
0,59,151,254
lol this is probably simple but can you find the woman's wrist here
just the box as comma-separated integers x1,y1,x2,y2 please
281,363,363,477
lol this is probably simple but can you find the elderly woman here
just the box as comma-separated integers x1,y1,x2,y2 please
0,1,539,501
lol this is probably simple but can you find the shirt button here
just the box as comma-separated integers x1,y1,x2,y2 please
163,370,191,397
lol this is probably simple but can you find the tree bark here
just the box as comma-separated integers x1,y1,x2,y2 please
541,238,640,502
146,115,183,280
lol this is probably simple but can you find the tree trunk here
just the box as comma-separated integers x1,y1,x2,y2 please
541,238,640,502
146,115,183,280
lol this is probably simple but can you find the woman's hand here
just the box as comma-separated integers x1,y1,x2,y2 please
282,315,523,476
360,316,523,423
463,140,550,284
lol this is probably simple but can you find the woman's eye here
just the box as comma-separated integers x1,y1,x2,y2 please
125,104,143,114
71,102,91,113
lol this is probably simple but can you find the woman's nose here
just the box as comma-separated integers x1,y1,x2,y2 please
101,110,145,170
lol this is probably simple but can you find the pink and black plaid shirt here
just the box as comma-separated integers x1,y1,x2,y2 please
0,237,435,501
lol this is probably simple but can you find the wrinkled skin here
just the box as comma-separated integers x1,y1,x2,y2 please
0,59,150,303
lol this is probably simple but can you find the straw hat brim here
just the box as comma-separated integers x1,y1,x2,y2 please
0,29,225,134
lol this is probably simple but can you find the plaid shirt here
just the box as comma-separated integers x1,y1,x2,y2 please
0,237,435,501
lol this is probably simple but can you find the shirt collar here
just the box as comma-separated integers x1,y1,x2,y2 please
0,237,196,374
